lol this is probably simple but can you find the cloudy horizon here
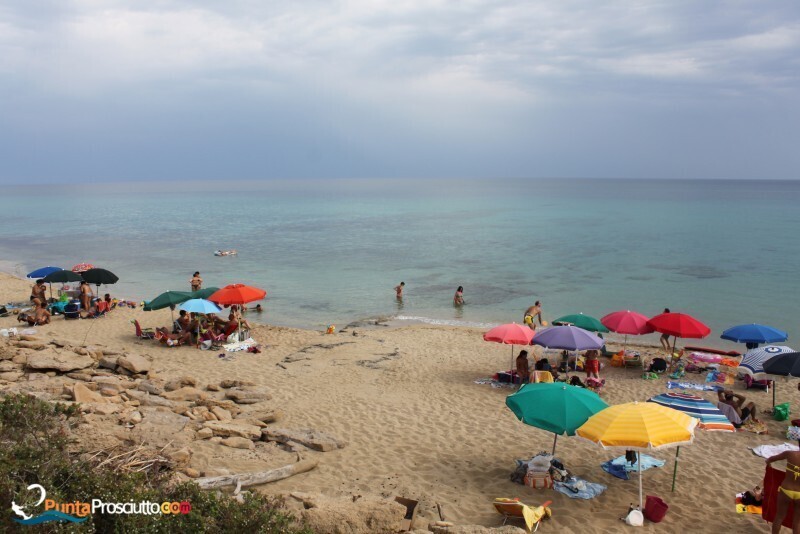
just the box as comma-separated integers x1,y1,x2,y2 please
1,1,798,184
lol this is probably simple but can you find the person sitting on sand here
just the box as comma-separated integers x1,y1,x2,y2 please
155,327,192,346
516,350,530,384
534,357,559,381
229,305,251,330
453,286,464,306
175,310,191,333
18,301,51,325
718,389,760,426
79,281,93,311
30,279,47,306
584,349,601,380
103,293,115,309
524,301,544,329
767,428,800,533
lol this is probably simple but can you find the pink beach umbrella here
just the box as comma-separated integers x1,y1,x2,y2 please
647,312,711,370
601,310,655,355
484,323,535,372
71,263,95,273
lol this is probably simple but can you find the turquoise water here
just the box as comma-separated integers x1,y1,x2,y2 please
1,178,798,347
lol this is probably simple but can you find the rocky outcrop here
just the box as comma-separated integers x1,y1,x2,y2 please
290,493,407,534
26,351,94,373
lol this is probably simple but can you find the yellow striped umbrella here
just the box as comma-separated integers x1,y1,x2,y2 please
576,402,698,507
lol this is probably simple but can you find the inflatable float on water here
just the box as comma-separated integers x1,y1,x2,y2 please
214,250,237,257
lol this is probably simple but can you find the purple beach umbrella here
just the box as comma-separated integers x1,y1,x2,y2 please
532,325,604,351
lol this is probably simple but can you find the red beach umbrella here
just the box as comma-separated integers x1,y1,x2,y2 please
208,284,266,305
647,312,711,370
71,263,95,273
483,323,535,374
601,310,655,356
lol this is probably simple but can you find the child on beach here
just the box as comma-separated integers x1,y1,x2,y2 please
584,349,600,380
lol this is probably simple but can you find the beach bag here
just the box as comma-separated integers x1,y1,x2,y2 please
624,509,644,526
524,471,553,489
649,358,667,373
611,352,624,367
644,495,668,523
774,403,791,421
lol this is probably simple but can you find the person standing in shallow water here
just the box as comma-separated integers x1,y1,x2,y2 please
394,282,405,299
453,286,464,306
190,272,203,292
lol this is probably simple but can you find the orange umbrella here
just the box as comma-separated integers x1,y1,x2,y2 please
208,284,266,305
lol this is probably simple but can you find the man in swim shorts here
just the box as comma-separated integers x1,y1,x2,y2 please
718,389,760,426
524,301,543,330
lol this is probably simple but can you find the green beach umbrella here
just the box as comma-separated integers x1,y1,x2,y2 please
552,313,609,333
191,287,220,300
506,382,609,454
143,290,194,322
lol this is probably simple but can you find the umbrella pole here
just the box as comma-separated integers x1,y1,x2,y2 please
773,381,776,408
671,446,680,492
638,451,643,509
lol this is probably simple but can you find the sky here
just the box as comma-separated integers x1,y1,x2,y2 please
0,1,798,184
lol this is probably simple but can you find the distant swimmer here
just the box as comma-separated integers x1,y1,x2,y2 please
190,272,203,292
453,286,464,306
524,301,544,329
395,281,405,298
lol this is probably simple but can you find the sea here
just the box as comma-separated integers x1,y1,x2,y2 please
1,178,798,348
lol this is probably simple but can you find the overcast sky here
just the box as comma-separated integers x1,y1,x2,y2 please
1,1,798,184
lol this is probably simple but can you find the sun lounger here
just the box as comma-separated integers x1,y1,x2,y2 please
493,498,552,532
132,319,156,340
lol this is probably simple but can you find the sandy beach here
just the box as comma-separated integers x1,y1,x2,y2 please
0,271,786,532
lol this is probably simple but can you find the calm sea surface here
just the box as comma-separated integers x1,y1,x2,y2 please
1,178,798,347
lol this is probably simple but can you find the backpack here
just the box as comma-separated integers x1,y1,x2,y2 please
649,358,667,373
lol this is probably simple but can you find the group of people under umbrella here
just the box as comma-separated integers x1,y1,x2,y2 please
487,309,797,515
25,264,120,322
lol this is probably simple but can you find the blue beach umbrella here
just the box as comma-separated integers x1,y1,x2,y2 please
26,266,62,279
721,324,788,349
180,299,222,315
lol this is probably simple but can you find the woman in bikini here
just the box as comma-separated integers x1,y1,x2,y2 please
767,431,800,533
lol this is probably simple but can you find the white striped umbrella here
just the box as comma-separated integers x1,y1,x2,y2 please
740,345,795,380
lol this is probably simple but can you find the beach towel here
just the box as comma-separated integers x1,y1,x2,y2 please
474,378,516,389
667,380,721,392
735,494,761,515
751,443,800,459
763,465,795,529
689,351,725,363
553,479,606,499
601,455,665,479
742,419,768,434
223,338,257,352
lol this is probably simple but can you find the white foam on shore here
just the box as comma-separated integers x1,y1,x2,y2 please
394,315,497,328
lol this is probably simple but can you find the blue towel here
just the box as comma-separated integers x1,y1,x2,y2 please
601,461,629,480
553,478,607,499
602,454,665,479
667,380,721,392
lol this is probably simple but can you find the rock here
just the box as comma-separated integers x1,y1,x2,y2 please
98,356,119,370
221,436,255,450
130,408,190,448
99,388,119,397
210,406,232,421
0,371,23,382
117,354,151,374
209,437,223,444
137,380,165,396
89,403,121,415
169,447,192,466
206,383,220,392
163,387,207,402
262,428,346,452
202,411,217,421
238,408,283,424
65,372,94,381
120,410,143,424
124,389,175,408
0,360,19,373
291,493,407,534
12,353,27,365
203,421,262,440
183,468,200,478
27,351,94,373
164,376,197,391
219,379,254,389
91,375,135,391
72,383,107,404
195,427,213,439
225,387,271,404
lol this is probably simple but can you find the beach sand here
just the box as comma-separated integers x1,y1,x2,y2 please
0,271,782,532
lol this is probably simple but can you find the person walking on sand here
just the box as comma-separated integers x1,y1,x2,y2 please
79,281,93,311
395,282,405,299
190,272,203,292
524,301,544,329
453,286,464,306
766,428,800,533
659,308,672,353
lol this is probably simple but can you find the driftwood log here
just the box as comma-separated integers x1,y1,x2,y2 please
195,459,318,492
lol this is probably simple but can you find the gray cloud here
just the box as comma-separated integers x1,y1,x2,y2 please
0,1,798,183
